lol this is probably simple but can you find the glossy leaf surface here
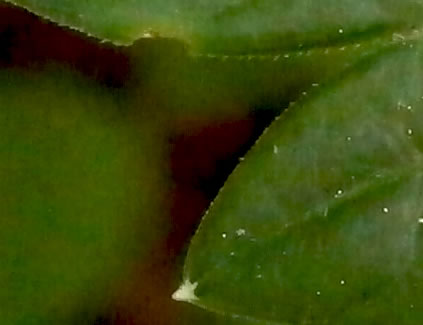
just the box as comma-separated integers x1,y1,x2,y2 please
180,40,423,324
4,0,423,52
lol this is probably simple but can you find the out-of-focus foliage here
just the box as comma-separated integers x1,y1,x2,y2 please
0,67,166,324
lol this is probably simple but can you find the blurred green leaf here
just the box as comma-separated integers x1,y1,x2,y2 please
0,66,166,324
4,0,423,53
179,39,423,324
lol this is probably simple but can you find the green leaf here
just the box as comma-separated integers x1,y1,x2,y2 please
4,0,423,53
129,35,398,122
178,39,423,324
0,66,166,324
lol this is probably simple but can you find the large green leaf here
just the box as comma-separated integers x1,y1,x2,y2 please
4,0,423,53
0,67,166,324
177,39,423,324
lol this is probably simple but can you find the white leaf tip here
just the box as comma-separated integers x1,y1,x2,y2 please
172,279,199,302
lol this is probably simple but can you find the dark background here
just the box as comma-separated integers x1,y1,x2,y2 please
0,3,279,324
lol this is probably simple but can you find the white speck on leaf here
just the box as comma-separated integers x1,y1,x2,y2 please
392,33,405,41
397,101,405,110
142,31,154,38
236,228,246,236
334,189,344,198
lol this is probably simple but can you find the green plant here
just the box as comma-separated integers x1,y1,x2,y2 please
2,0,423,324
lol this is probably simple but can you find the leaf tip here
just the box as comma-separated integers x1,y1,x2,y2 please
172,279,199,303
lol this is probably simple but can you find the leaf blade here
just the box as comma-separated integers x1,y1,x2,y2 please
180,40,423,324
5,0,423,52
